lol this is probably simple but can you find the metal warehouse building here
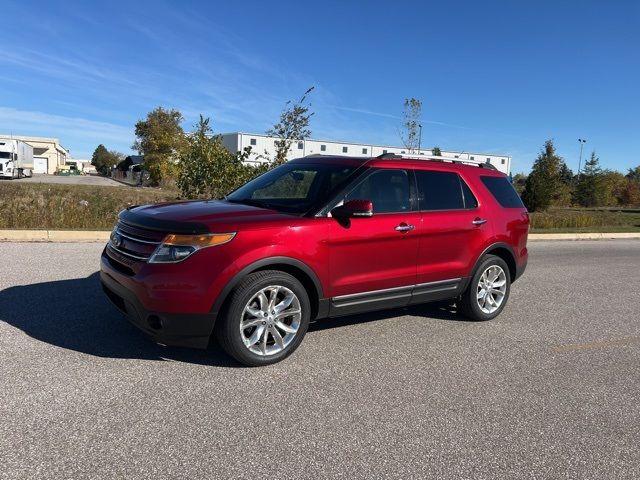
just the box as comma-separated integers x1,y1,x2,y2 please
221,132,512,175
0,135,69,174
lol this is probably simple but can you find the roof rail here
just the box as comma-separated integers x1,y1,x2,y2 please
375,152,498,170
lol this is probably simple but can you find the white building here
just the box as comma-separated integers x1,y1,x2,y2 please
0,135,69,174
220,132,512,175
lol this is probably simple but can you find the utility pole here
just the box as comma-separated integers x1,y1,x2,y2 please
577,138,587,174
418,124,422,154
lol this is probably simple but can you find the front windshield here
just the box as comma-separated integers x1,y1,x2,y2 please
226,163,357,215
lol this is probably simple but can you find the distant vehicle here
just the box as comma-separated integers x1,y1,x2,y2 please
0,139,33,179
102,153,529,366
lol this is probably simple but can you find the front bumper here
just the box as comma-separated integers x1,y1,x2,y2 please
100,267,216,349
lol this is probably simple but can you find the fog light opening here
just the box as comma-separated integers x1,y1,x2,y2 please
147,315,163,330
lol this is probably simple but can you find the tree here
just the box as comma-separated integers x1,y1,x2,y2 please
266,87,314,165
574,152,607,207
511,173,527,196
522,140,566,211
432,146,442,156
601,171,627,206
626,166,640,183
618,181,640,206
177,116,268,199
91,144,123,175
400,98,422,153
133,107,187,184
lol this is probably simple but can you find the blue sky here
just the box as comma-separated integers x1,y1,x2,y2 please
1,0,638,174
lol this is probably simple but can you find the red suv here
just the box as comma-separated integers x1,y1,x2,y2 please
101,154,528,366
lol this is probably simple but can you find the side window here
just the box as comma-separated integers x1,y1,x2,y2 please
345,169,410,214
461,178,478,208
415,170,471,210
480,176,524,208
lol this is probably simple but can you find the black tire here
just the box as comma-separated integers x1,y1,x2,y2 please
459,254,511,321
215,270,311,366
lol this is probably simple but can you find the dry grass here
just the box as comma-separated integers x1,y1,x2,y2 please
0,182,180,230
529,208,640,232
2,182,640,233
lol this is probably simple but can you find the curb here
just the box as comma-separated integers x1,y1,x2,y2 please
528,232,640,241
1,230,640,243
0,230,110,242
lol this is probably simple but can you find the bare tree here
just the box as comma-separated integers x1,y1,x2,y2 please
266,87,315,164
400,98,422,153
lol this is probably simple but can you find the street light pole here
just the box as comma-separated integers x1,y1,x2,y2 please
418,124,422,154
577,138,587,174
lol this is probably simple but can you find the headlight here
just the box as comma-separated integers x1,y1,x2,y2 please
149,233,236,263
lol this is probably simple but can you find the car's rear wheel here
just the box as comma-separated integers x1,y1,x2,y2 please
459,254,511,321
215,270,310,366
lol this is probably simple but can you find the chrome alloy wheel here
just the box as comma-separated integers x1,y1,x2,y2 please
239,285,302,356
476,265,507,314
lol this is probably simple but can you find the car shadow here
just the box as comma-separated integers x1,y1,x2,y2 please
308,299,469,332
0,272,471,365
0,272,241,367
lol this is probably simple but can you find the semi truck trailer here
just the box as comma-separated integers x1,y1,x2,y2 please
0,139,33,179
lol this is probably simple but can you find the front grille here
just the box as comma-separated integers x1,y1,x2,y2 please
108,221,166,262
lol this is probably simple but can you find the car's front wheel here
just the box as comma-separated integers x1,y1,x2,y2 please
215,270,311,366
459,254,511,321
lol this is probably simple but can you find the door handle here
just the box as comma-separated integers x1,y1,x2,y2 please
472,218,487,225
395,223,415,232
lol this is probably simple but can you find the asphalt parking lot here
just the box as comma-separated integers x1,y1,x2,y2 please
1,240,639,479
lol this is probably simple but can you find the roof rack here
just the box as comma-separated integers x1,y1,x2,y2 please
375,153,498,170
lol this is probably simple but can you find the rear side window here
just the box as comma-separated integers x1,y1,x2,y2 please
415,170,477,210
481,176,524,208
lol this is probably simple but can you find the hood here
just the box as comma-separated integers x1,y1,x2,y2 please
119,200,293,234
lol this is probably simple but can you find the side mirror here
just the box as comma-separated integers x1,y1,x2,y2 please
331,199,373,218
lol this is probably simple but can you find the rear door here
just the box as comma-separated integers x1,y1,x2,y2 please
412,169,491,303
327,168,420,315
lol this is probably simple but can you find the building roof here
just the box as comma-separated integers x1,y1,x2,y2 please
0,134,69,154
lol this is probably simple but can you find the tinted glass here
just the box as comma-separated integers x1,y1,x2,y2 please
345,169,410,213
461,179,478,208
481,176,525,208
226,163,357,214
415,170,464,210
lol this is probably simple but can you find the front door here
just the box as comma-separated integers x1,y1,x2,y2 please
327,168,420,316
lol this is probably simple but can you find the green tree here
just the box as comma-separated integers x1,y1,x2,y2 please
574,152,606,207
177,116,268,199
133,107,187,184
400,98,422,153
522,140,566,211
626,166,640,183
511,173,527,196
601,171,627,206
266,87,314,165
432,146,442,156
91,144,123,175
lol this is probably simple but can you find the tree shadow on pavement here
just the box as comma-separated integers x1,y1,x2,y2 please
0,272,241,367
